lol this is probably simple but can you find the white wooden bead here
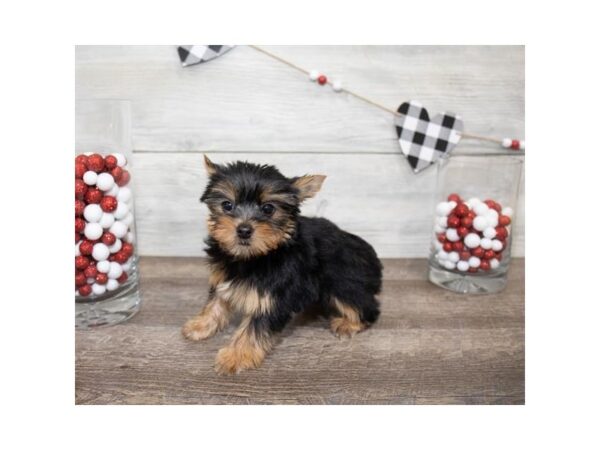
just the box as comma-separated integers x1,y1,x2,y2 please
121,212,134,227
112,153,127,167
91,283,106,295
443,260,456,270
106,184,120,197
309,70,319,81
96,173,115,191
113,201,130,220
83,170,98,186
434,241,442,251
457,261,469,271
464,233,481,249
87,277,95,284
107,262,124,279
473,216,489,231
466,198,482,208
99,212,115,229
483,227,497,239
519,140,525,150
468,256,481,268
92,243,110,262
122,258,133,272
436,201,451,217
438,250,449,261
84,222,103,240
434,224,445,234
108,238,122,254
97,260,110,273
83,204,103,223
473,203,489,216
109,221,128,238
490,258,500,269
448,251,460,263
502,138,512,148
491,240,503,251
446,228,460,242
125,232,134,244
117,186,132,203
106,279,119,291
437,216,448,228
486,210,499,227
332,80,343,92
448,200,457,210
480,237,493,249
75,241,81,257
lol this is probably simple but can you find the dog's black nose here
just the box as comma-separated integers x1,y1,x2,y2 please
236,224,253,239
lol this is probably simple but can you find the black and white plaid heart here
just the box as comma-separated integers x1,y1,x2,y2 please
178,45,235,67
395,101,463,173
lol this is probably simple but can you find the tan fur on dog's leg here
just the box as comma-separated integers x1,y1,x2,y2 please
330,298,365,338
182,297,231,341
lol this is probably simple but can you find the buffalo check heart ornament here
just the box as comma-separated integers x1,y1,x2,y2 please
395,101,464,173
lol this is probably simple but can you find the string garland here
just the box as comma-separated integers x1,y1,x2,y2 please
249,45,524,151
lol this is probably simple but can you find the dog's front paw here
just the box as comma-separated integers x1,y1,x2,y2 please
182,316,219,341
214,345,264,375
330,317,364,338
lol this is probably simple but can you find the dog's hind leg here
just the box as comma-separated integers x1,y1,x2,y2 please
329,296,378,338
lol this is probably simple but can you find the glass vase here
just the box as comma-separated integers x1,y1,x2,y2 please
75,100,142,328
428,154,523,294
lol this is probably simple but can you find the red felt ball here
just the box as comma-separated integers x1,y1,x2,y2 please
452,241,464,252
100,195,118,212
95,272,109,285
317,75,327,85
471,247,485,258
75,271,87,287
110,166,123,182
104,155,118,170
454,203,469,218
75,199,85,216
113,251,129,264
75,162,87,179
499,215,511,226
83,265,98,278
447,215,460,228
75,217,86,233
85,188,103,204
75,256,90,270
75,154,88,167
101,231,116,246
495,226,508,240
79,240,94,256
457,226,469,238
443,242,453,252
483,249,496,260
117,272,129,284
479,260,491,271
116,170,130,187
78,284,92,297
75,179,87,200
460,216,473,228
447,193,461,203
87,153,105,172
460,251,471,261
121,242,134,257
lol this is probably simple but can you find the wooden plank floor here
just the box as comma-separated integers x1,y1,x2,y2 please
75,257,524,405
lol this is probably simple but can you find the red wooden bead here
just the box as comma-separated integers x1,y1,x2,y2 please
483,249,496,260
317,75,327,85
447,215,460,228
83,265,98,278
75,162,87,179
87,153,105,172
122,242,135,256
447,193,461,203
461,216,473,228
457,226,469,238
471,247,485,258
437,233,446,243
75,200,85,217
75,271,87,287
499,215,511,226
510,140,520,150
75,217,86,233
78,284,92,297
75,256,90,270
491,202,502,213
79,240,94,256
495,252,503,261
101,231,116,246
100,195,118,212
104,155,118,170
117,272,128,284
454,203,469,218
460,251,471,261
75,232,81,243
495,226,508,240
468,267,478,273
452,241,464,252
113,251,129,264
85,188,103,204
443,242,453,252
479,260,491,271
95,272,109,285
116,170,130,187
467,211,476,219
75,179,87,200
110,166,123,182
484,199,496,209
75,154,88,167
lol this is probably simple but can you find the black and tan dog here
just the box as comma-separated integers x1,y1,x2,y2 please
183,156,382,374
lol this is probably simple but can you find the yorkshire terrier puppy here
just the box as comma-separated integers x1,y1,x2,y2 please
182,156,382,374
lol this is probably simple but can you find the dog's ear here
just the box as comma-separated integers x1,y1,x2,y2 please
203,154,220,176
291,175,326,202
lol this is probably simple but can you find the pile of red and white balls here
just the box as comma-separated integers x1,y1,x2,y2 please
75,153,135,297
432,194,513,273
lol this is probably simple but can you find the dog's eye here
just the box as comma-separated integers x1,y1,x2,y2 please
221,200,234,212
261,203,275,215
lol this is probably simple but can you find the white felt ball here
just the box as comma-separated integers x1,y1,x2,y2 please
106,279,119,291
92,243,110,262
117,186,132,203
84,222,103,240
125,232,135,244
486,210,499,227
502,207,514,218
108,238,122,254
473,202,490,216
466,197,482,208
438,250,449,261
107,262,123,279
502,138,512,148
109,221,128,238
332,80,343,92
457,261,469,272
106,183,120,197
97,260,110,273
113,201,129,220
112,152,127,167
435,201,450,217
83,204,103,223
434,224,445,234
448,200,457,210
448,251,460,263
99,212,115,229
437,216,448,228
490,258,500,270
464,233,481,249
480,237,493,249
92,283,107,295
446,228,460,242
483,227,497,239
444,260,456,270
96,173,115,191
75,241,81,257
83,170,98,186
473,216,489,231
121,212,134,227
468,256,481,268
491,240,504,252
309,70,319,81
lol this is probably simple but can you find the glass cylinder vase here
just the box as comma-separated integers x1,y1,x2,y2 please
75,100,142,328
428,154,523,294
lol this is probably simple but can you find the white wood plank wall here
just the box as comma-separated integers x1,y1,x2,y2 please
75,45,525,257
